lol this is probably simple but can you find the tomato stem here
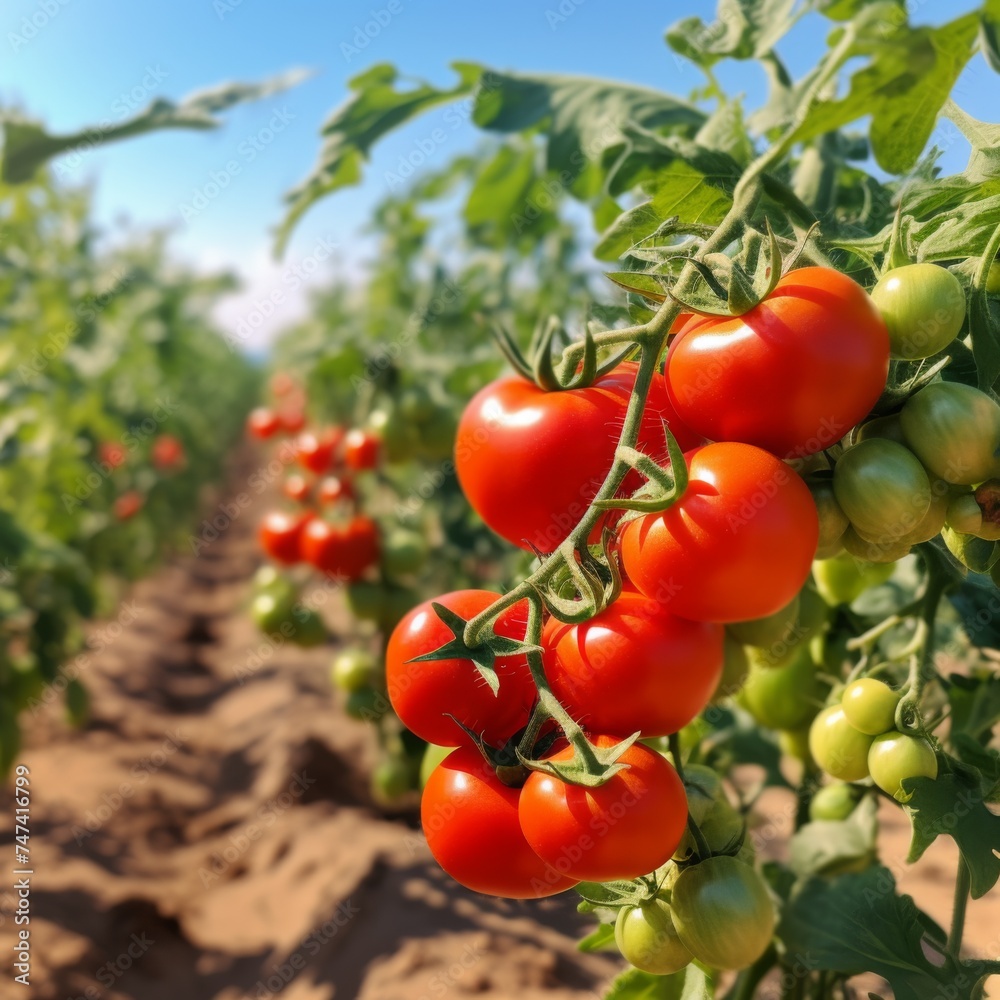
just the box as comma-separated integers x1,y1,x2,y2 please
949,855,971,958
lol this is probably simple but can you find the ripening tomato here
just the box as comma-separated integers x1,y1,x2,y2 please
455,361,702,553
665,267,889,458
318,475,354,505
543,590,723,737
113,490,144,521
387,590,537,747
300,515,379,581
151,434,184,470
619,442,819,622
247,407,280,439
421,747,577,898
870,263,965,360
297,428,342,474
344,429,380,470
615,900,692,975
258,510,311,564
278,408,306,434
518,736,688,882
283,474,311,504
270,372,295,397
99,441,127,470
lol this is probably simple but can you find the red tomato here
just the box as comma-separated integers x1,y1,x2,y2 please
387,590,536,748
113,490,143,521
151,434,184,471
300,515,379,581
666,267,889,458
422,747,577,898
518,736,687,882
99,441,127,470
455,362,702,554
318,475,354,505
619,442,818,622
271,372,295,397
278,409,307,434
283,474,311,504
344,429,380,470
247,408,280,439
258,510,311,564
297,428,342,474
543,590,723,737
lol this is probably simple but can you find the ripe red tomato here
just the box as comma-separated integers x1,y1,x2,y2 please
283,474,311,504
258,510,311,564
113,490,144,521
387,590,536,747
518,736,687,882
297,428,342,474
151,434,184,471
247,408,280,439
99,441,127,470
619,442,818,622
455,362,702,554
422,747,577,898
300,516,379,581
318,475,354,505
543,590,723,738
665,267,889,458
278,409,307,434
344,429,380,470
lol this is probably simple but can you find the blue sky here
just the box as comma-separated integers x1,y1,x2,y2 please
1,0,994,350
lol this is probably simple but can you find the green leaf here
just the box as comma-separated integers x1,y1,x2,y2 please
666,0,801,68
1,69,309,184
947,670,1000,741
788,798,878,877
950,732,1000,803
577,922,617,953
603,271,668,303
947,573,1000,645
604,964,710,1000
778,867,972,1000
903,758,1000,899
943,100,1000,183
981,0,1000,74
463,144,538,241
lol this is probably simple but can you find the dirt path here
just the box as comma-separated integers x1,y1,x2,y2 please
0,454,997,1000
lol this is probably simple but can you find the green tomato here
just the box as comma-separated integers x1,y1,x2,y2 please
369,407,419,464
841,525,912,564
251,592,295,633
808,479,849,559
381,528,428,577
738,586,828,669
841,678,900,736
670,856,776,971
739,648,823,731
399,385,437,423
868,732,938,801
779,727,812,763
288,608,327,648
331,648,377,693
346,687,389,723
808,706,874,782
946,493,986,536
680,764,723,827
675,788,744,862
941,526,1000,573
856,414,908,447
371,755,414,805
870,263,965,360
346,581,385,621
813,553,895,605
900,382,1000,486
712,635,750,702
417,405,458,461
809,783,862,822
615,900,692,975
728,593,800,649
833,439,931,543
419,743,455,788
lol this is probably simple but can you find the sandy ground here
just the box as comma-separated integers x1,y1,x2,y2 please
0,456,997,1000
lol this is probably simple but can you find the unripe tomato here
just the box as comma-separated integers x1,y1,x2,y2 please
387,590,536,748
346,687,388,722
247,407,280,439
833,440,931,542
301,516,379,581
841,525,912,564
344,429,380,470
331,648,377,693
369,406,420,464
941,526,1000,573
713,635,750,702
665,267,889,458
250,592,295,633
287,608,327,647
674,791,744,862
678,764,722,827
615,899,692,975
419,743,454,787
808,706,874,782
779,727,812,763
809,783,862,821
809,479,849,559
868,732,938,801
728,593,800,649
738,647,823,731
620,442,818,623
297,428,342,474
371,755,414,805
422,746,577,898
381,528,428,577
543,590,723,738
870,263,966,360
900,382,1000,485
670,856,776,970
856,414,908,447
841,678,900,735
518,737,688,882
813,552,895,605
399,385,437,422
417,405,459,461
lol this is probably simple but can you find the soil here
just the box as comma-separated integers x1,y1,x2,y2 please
1,454,997,1000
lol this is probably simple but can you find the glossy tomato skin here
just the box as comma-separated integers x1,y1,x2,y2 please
300,516,379,581
318,475,354,505
387,590,536,748
619,442,819,623
344,429,380,470
297,429,342,474
455,362,702,554
808,706,874,782
615,900,692,975
422,747,577,899
283,474,311,504
543,590,723,737
868,732,938,801
258,511,311,564
666,267,889,458
518,736,688,882
247,407,280,439
870,263,965,360
278,408,306,434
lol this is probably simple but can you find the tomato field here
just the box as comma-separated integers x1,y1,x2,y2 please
5,1,1000,997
